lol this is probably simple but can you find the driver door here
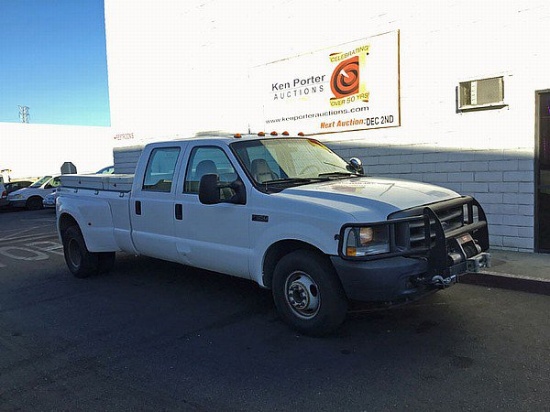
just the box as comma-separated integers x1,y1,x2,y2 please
174,145,251,278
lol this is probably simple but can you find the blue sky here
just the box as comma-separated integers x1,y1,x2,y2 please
0,0,110,126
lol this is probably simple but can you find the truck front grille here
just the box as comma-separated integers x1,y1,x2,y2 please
390,196,487,253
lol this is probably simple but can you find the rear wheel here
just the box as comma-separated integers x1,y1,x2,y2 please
272,250,348,336
63,226,99,278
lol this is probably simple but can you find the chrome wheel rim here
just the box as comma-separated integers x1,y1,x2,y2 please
284,271,320,319
68,239,82,269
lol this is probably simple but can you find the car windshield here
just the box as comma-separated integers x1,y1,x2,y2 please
96,165,114,174
231,138,353,188
29,176,52,188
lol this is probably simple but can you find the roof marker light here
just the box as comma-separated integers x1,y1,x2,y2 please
297,132,305,136
233,133,242,138
282,131,289,136
270,131,278,136
258,131,265,136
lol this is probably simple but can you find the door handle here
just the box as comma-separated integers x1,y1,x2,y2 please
135,200,142,215
175,203,183,220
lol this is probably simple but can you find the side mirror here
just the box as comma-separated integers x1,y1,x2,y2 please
348,157,364,175
198,174,247,205
199,174,221,205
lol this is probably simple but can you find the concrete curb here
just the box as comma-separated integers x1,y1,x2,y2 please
461,271,550,296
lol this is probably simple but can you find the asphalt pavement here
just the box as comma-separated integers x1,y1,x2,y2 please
462,249,550,295
1,209,549,410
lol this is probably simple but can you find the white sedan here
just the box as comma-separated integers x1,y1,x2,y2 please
7,175,61,210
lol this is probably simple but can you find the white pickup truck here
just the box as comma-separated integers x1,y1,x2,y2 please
57,133,490,335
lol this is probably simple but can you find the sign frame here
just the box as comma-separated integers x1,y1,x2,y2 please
253,30,401,136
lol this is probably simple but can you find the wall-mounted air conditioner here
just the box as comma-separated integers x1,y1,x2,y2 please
458,76,506,111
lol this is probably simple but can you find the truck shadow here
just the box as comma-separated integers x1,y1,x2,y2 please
102,252,465,340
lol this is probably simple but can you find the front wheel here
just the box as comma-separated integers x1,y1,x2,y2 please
272,250,348,336
26,196,43,210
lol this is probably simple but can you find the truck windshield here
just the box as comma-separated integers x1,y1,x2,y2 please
231,138,353,187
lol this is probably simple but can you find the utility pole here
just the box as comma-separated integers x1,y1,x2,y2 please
18,105,30,123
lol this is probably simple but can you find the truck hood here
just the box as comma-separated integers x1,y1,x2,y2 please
279,176,460,221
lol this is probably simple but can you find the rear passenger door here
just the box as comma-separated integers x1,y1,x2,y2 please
130,144,186,261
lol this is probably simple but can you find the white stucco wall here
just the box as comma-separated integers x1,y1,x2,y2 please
103,1,549,143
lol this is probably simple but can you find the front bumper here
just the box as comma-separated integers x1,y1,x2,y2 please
7,199,27,208
331,255,429,301
43,199,55,208
331,252,490,302
333,196,491,302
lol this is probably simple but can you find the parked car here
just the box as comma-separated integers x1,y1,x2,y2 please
5,180,33,194
0,178,7,208
34,167,112,210
43,190,58,209
7,175,61,210
95,165,114,174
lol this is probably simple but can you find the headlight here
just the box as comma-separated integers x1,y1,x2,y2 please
343,225,390,257
9,194,23,200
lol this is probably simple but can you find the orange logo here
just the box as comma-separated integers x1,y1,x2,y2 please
330,56,359,99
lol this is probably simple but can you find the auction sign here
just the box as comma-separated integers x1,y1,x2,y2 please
255,30,400,135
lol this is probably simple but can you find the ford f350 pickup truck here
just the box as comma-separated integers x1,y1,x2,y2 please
57,133,490,335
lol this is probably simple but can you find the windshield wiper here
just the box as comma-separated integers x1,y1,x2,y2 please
317,171,355,178
263,177,322,185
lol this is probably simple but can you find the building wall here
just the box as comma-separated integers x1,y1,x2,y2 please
318,1,549,252
103,0,549,252
327,142,534,251
0,123,113,179
103,0,550,143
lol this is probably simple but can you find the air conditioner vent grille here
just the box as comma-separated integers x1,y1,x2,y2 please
459,76,505,110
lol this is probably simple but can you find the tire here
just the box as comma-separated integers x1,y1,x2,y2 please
62,226,99,278
26,196,43,210
272,250,348,336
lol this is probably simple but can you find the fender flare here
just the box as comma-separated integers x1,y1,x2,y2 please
250,221,340,288
57,196,119,252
